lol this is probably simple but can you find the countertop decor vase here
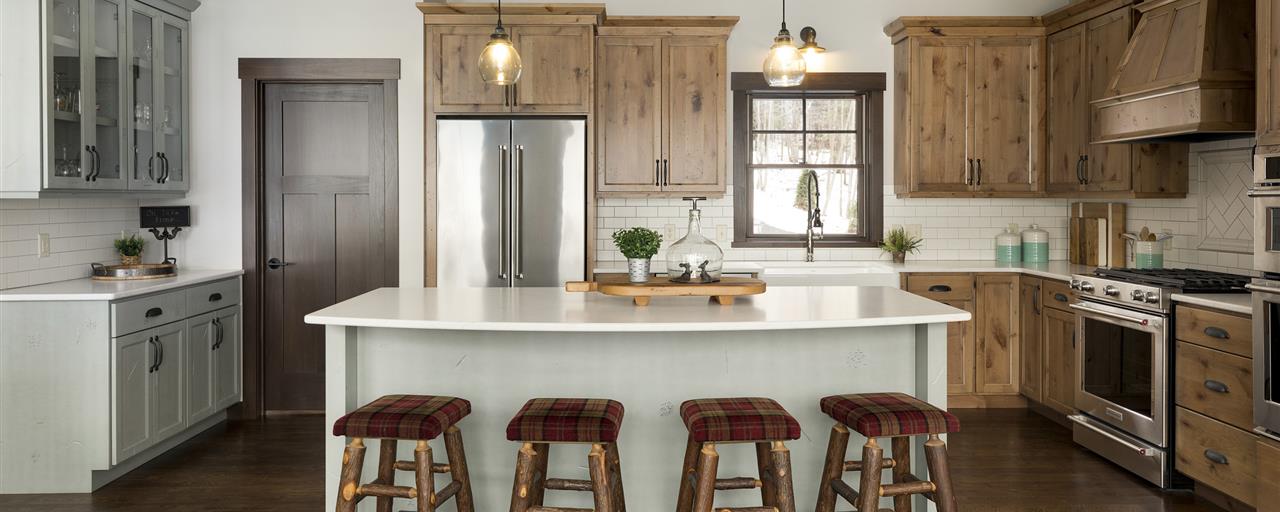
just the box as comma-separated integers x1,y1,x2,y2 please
996,225,1021,263
879,226,923,264
667,197,723,283
1021,224,1049,263
120,254,141,266
612,227,663,284
113,234,145,267
627,258,651,283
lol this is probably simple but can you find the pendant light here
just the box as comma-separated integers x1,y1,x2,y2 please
478,0,522,85
762,0,806,87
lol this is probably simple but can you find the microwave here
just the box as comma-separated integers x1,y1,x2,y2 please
1249,279,1280,437
1252,185,1280,275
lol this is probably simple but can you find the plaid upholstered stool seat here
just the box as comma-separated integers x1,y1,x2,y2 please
814,393,959,512
506,398,626,512
675,398,800,512
332,395,474,512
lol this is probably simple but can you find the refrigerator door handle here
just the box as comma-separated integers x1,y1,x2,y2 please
498,145,510,281
514,145,525,280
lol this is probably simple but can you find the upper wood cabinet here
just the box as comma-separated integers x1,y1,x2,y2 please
1260,0,1280,147
887,20,1045,197
1044,5,1188,197
427,24,594,113
596,20,733,196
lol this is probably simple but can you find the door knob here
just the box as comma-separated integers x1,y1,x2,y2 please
266,257,292,270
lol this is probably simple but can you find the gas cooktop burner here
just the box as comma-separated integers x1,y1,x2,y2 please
1091,268,1251,293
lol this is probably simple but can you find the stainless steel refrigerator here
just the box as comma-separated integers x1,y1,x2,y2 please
436,118,586,287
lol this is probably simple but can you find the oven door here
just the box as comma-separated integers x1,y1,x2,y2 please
1071,301,1169,447
1249,279,1280,435
1250,186,1280,275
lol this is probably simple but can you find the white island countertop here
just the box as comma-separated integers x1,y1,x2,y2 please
305,285,971,332
0,269,244,301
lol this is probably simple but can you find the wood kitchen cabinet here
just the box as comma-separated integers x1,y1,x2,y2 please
1043,4,1187,197
596,20,733,196
1260,436,1280,512
1019,277,1044,402
1259,0,1280,147
886,19,1044,198
976,274,1021,394
427,24,594,113
1041,305,1078,415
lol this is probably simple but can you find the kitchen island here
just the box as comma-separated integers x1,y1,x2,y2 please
306,286,969,511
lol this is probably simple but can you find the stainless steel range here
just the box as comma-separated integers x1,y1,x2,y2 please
1067,268,1250,488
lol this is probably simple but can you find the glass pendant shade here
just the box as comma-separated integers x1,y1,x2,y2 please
478,29,522,85
667,201,725,283
763,29,806,87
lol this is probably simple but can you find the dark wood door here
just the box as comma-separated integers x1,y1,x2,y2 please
262,83,396,411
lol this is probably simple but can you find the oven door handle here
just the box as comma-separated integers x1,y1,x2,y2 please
1246,283,1280,295
1248,187,1280,197
1069,303,1150,326
1068,415,1156,457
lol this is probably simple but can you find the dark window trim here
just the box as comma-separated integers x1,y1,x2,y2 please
731,72,885,249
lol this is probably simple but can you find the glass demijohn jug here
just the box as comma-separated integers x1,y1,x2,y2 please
666,197,724,283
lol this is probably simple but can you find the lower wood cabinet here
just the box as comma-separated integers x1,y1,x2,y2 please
1018,276,1078,415
1019,278,1044,402
1260,436,1280,512
944,299,977,395
1176,407,1257,507
1041,306,1077,415
976,274,1020,394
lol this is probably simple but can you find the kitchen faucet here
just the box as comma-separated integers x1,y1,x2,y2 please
805,171,823,262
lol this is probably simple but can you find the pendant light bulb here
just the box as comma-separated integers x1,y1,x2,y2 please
763,0,805,87
479,0,522,85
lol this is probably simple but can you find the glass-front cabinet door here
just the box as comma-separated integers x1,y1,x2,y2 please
90,0,127,188
127,4,159,189
47,0,88,187
155,15,187,190
127,5,187,191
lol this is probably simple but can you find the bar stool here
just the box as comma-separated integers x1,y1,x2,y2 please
506,398,627,512
814,392,960,512
332,394,475,512
675,397,802,512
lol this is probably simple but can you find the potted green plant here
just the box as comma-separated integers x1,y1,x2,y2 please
879,226,923,264
114,234,146,266
612,227,663,283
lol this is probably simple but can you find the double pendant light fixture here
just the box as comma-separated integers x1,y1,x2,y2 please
762,0,807,87
478,0,522,85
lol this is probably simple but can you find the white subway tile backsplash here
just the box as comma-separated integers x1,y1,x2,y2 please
0,198,142,290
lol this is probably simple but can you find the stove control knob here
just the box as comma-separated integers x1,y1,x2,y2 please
1145,292,1160,304
1104,285,1120,297
1131,289,1146,301
1078,281,1095,292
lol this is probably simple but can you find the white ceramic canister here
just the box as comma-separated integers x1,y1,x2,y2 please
1133,241,1164,269
1021,224,1049,263
995,225,1021,263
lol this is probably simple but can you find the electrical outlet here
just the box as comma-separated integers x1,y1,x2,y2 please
716,225,728,242
36,233,50,258
890,224,902,233
906,224,923,239
665,223,677,240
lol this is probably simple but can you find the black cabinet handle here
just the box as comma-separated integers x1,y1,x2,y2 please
975,159,983,186
145,307,163,318
212,317,223,350
159,153,170,183
1203,449,1229,465
1203,326,1229,339
156,336,164,369
1054,293,1069,303
208,292,222,302
655,160,661,186
1203,380,1229,394
927,285,952,293
147,337,158,373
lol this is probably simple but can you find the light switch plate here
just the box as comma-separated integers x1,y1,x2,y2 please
37,233,50,258
906,224,923,239
716,225,728,242
665,224,677,240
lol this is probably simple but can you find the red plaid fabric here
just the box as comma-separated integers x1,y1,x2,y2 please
332,395,470,440
506,398,625,443
820,393,960,438
679,397,801,443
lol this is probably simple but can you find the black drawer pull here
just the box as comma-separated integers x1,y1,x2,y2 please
1054,293,1069,303
927,285,952,293
208,293,223,302
145,307,163,318
1203,380,1229,394
1203,326,1229,339
1203,449,1229,465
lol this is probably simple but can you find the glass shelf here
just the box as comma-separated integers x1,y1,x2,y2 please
51,34,78,50
95,46,118,58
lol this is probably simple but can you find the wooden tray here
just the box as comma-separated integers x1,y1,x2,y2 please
565,275,765,306
90,262,177,281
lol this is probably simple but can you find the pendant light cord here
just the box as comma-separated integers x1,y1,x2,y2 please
781,0,788,32
496,0,504,30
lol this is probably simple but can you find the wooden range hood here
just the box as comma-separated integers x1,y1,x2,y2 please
1091,0,1255,143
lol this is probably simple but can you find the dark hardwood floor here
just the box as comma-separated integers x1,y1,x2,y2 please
0,409,1229,511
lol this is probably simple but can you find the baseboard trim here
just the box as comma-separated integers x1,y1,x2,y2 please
90,411,228,491
948,394,1029,409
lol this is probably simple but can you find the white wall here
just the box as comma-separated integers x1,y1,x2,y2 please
174,0,1069,287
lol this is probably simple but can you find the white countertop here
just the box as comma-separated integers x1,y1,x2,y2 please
594,262,765,275
890,260,1094,281
0,269,244,301
1171,293,1253,315
304,285,971,332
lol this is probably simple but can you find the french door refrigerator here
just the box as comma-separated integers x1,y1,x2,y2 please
436,118,586,287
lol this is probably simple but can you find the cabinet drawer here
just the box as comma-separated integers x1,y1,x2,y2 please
112,290,187,337
1175,341,1254,431
1041,279,1074,312
1175,305,1252,357
906,274,974,301
1175,407,1257,506
186,278,240,317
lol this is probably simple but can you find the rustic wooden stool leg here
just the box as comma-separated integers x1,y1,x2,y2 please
606,442,627,512
815,423,850,512
443,426,475,512
891,436,913,512
375,439,397,512
414,440,437,512
510,443,537,512
335,438,366,512
754,442,777,506
588,443,615,512
769,441,797,512
675,436,700,512
925,434,958,512
529,443,550,506
692,443,719,512
856,438,884,512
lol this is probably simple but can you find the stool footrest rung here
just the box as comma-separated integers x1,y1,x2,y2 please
830,478,860,504
895,474,938,502
718,508,778,512
844,457,896,472
528,507,593,512
545,478,594,492
356,483,415,499
881,479,936,497
434,481,462,504
393,460,451,473
714,476,763,490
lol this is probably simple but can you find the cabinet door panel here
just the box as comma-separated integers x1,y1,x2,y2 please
1019,278,1043,402
150,323,185,440
973,38,1041,194
596,36,663,192
976,274,1019,394
1085,8,1134,192
113,329,153,463
430,25,509,113
908,38,972,193
186,314,215,425
512,25,592,112
151,14,188,191
1046,25,1088,194
213,308,242,410
47,0,90,188
86,0,127,189
126,5,160,189
664,36,725,192
944,299,977,395
1259,0,1280,146
1043,307,1077,414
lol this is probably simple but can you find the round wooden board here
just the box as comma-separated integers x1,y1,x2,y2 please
566,276,766,306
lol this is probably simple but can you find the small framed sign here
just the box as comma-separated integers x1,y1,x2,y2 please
140,206,190,228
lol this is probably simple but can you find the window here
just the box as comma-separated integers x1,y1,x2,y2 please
732,73,885,248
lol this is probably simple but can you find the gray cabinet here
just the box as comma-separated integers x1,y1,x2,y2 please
126,3,188,192
111,319,184,464
186,305,240,425
212,307,241,410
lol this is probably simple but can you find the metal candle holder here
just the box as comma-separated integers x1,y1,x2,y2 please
148,227,182,265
